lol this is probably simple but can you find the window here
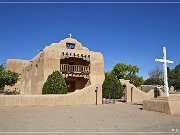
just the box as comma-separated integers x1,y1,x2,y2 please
66,43,75,49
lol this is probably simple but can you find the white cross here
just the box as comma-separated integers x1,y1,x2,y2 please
155,47,173,97
68,33,72,38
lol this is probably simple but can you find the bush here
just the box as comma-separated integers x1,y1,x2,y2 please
0,69,19,89
42,71,67,94
102,73,124,99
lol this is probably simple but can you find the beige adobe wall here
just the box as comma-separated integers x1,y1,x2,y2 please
160,89,166,97
43,46,62,87
5,38,105,103
20,51,45,95
147,89,166,97
120,79,166,104
43,38,104,86
5,59,29,91
143,94,180,116
52,38,89,51
0,84,102,107
5,55,45,95
42,38,91,83
120,79,153,104
6,59,29,73
90,52,105,85
128,84,152,104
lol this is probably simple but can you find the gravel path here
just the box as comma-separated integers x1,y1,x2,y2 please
0,103,180,135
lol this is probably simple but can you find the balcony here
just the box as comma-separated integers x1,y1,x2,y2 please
60,64,90,75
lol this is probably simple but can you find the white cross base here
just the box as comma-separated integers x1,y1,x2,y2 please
155,47,173,97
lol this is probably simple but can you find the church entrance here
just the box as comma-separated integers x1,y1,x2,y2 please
66,80,75,93
65,77,89,93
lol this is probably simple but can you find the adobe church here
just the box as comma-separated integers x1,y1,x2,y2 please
5,37,105,96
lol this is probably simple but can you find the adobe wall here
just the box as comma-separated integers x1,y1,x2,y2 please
120,79,165,104
6,59,29,74
90,52,105,85
143,94,180,116
19,51,45,95
42,38,104,94
0,84,102,107
5,59,29,91
4,38,105,106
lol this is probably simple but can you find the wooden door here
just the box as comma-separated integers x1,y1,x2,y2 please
67,81,75,93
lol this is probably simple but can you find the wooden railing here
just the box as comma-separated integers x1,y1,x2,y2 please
60,64,90,74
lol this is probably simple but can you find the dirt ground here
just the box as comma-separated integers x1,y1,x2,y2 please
0,103,180,135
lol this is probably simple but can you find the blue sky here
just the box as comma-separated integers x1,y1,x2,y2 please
0,0,180,79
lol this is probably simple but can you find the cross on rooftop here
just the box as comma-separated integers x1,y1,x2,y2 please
68,33,72,38
155,47,173,97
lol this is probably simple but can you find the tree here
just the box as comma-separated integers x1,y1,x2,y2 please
102,73,124,99
144,77,163,85
111,63,143,87
111,63,139,79
173,64,180,90
168,64,180,90
144,66,163,85
111,63,128,79
0,64,3,90
127,64,139,75
0,64,19,90
125,74,144,87
0,64,4,72
42,71,67,94
167,67,174,87
149,66,163,79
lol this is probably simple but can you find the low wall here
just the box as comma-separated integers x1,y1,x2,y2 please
130,88,166,104
143,94,180,116
120,79,165,104
0,84,102,107
130,85,152,104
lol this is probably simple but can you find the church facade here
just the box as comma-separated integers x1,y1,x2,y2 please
6,38,105,95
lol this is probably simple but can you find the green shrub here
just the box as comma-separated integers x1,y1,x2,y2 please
0,69,19,89
42,71,67,94
102,73,124,99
